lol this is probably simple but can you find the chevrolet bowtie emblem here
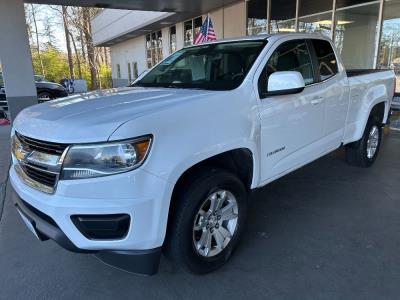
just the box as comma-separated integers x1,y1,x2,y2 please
15,145,30,161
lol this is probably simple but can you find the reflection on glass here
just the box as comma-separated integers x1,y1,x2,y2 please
247,0,268,35
298,12,332,37
270,0,296,33
194,17,203,39
184,17,203,46
270,20,296,33
145,31,163,68
299,0,333,16
334,3,380,69
184,20,193,46
170,26,177,53
248,18,269,35
378,0,400,92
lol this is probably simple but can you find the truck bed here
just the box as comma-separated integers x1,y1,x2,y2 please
346,69,391,77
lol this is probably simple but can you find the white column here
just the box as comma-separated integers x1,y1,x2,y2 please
0,0,37,121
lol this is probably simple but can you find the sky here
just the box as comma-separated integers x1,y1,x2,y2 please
26,4,67,52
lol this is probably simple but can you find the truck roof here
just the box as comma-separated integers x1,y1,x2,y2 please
184,33,332,48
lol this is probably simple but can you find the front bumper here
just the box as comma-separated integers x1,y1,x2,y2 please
13,190,161,275
9,164,173,275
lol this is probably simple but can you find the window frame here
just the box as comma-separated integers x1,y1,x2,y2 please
169,25,177,54
257,38,317,99
116,64,121,79
145,30,163,69
128,62,132,82
133,61,139,79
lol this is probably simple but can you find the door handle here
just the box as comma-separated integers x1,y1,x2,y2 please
311,97,324,105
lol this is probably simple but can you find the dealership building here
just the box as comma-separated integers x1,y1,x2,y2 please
92,0,400,91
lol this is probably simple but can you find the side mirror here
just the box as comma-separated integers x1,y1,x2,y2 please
266,71,305,96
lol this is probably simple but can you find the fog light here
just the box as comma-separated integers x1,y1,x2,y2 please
71,214,130,240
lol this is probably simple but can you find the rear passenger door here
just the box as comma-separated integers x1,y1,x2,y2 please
257,39,327,182
309,39,349,149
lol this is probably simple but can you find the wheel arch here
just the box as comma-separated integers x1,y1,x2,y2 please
163,148,255,245
171,147,255,193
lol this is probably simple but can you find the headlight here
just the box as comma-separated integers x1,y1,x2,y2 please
61,136,152,180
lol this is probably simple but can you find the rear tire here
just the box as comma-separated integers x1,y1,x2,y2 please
345,115,382,168
164,168,248,274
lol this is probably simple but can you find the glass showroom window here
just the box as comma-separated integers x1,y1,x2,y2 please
247,0,268,35
184,16,202,46
146,34,152,69
297,0,333,37
146,31,163,69
270,0,296,33
298,12,333,37
378,0,400,92
334,2,380,69
170,26,177,53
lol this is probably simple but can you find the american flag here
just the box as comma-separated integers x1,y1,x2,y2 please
194,15,216,44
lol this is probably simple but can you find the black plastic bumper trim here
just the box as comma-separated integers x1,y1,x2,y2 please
12,188,162,275
12,191,94,253
95,248,162,276
71,214,130,240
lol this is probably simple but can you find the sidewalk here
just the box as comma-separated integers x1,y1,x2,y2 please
0,125,11,219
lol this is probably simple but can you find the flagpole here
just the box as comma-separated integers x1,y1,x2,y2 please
207,13,210,40
222,8,224,38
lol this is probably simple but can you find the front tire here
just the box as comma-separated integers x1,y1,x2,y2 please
37,91,53,103
165,168,248,274
345,116,382,167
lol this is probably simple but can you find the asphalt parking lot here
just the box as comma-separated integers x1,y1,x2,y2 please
0,127,399,299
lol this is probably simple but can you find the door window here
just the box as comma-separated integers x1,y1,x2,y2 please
312,39,338,81
258,39,314,98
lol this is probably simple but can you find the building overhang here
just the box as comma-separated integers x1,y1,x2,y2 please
25,0,241,46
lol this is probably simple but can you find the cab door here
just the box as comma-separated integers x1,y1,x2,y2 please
257,39,327,182
310,39,349,149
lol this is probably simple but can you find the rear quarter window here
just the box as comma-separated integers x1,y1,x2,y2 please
312,39,338,81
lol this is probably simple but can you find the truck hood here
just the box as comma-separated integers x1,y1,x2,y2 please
14,87,214,143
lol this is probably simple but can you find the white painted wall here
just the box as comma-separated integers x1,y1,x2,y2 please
92,9,174,46
161,27,170,57
339,14,379,69
110,35,147,86
222,1,247,38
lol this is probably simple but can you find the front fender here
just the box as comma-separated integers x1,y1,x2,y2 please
163,139,260,189
108,85,261,189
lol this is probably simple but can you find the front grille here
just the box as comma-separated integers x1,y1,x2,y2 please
21,164,57,188
16,132,68,155
14,132,69,193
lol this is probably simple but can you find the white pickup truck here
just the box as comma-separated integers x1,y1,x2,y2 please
10,34,394,275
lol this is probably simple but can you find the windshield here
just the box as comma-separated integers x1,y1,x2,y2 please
133,40,267,91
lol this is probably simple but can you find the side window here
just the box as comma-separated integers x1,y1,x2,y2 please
312,39,338,81
258,40,314,98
